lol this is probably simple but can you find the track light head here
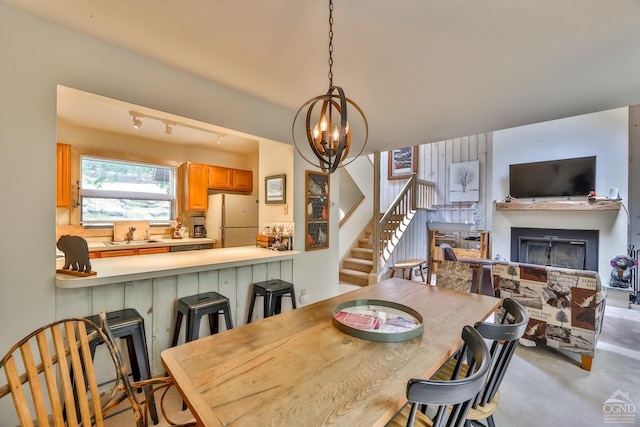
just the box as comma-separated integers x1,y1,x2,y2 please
165,122,173,135
132,117,142,129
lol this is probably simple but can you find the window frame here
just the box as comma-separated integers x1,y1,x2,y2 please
72,148,179,227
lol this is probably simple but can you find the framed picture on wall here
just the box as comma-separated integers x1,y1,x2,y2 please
388,146,418,179
305,170,330,251
449,160,479,202
265,174,286,204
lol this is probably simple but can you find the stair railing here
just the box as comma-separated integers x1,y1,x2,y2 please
375,175,435,270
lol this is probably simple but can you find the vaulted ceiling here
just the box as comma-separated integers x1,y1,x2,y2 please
5,0,640,153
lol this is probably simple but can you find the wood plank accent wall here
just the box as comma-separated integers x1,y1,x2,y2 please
381,134,493,227
55,259,294,376
379,134,492,275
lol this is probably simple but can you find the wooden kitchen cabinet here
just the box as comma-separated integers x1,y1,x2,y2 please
99,249,137,258
232,169,252,192
137,246,170,255
91,246,170,258
208,165,232,190
180,162,209,211
208,165,252,192
56,143,71,208
181,163,252,210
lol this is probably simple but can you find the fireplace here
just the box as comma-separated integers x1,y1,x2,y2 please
510,227,599,271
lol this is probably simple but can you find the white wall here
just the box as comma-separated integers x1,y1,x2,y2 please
258,140,294,228
0,5,341,409
293,155,341,302
492,108,629,274
338,157,374,260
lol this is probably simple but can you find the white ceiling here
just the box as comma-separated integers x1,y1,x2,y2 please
6,0,640,153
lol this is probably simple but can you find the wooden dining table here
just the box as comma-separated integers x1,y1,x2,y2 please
161,278,501,426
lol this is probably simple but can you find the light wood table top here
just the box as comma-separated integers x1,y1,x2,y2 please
161,278,500,426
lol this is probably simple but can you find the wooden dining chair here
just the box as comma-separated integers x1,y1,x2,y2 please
431,298,529,427
387,325,492,427
0,312,195,426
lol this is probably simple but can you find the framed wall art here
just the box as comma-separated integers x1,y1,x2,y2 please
449,160,479,202
388,146,418,180
265,174,286,204
305,170,330,251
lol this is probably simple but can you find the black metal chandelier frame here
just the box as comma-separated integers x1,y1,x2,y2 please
292,0,368,174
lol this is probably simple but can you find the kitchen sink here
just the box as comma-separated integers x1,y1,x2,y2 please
104,240,163,246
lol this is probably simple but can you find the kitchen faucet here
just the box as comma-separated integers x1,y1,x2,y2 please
126,226,136,243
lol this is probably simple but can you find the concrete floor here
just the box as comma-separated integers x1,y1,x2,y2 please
106,290,640,426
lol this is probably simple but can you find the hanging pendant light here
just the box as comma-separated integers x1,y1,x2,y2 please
292,0,368,174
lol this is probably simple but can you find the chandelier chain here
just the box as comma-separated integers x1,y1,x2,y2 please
291,0,368,174
328,0,334,87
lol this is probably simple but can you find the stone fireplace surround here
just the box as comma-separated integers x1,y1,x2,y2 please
510,227,599,271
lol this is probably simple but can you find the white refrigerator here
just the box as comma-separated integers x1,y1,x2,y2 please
206,194,259,247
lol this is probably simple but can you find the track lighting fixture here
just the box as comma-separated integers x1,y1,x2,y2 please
132,116,142,129
128,110,226,141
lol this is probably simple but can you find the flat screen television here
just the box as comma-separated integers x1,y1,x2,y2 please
509,156,596,199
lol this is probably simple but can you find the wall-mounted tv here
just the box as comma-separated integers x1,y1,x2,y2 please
509,156,596,199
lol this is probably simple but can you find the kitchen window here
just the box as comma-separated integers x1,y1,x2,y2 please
79,156,176,225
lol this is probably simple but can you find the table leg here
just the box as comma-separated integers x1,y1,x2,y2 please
418,262,426,283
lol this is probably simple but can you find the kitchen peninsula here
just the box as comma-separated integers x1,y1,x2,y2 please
55,246,299,375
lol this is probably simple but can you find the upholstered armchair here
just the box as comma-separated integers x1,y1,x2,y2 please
492,261,606,371
440,243,495,296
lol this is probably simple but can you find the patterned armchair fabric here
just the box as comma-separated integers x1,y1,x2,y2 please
492,261,606,371
436,260,473,293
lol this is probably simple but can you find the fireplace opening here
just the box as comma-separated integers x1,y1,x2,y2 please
510,227,598,271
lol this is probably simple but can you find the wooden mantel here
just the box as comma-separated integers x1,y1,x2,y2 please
494,199,622,211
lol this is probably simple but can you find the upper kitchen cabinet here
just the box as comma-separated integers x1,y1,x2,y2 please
208,166,232,190
180,163,254,211
231,169,253,192
56,143,71,207
180,162,209,211
208,165,253,192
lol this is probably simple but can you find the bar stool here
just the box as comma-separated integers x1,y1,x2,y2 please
170,291,233,346
85,308,158,424
247,279,297,323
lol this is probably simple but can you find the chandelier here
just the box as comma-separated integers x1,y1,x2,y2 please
292,0,368,174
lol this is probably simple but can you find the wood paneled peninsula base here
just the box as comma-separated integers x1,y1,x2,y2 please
55,247,299,375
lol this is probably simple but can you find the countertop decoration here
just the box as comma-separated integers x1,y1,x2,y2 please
56,235,97,277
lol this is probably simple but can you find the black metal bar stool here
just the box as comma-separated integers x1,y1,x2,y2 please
170,291,233,347
85,308,158,424
247,279,297,323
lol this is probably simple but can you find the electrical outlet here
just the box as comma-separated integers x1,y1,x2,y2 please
299,288,309,304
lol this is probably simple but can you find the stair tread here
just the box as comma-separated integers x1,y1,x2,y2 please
351,248,373,255
344,257,373,265
339,268,369,277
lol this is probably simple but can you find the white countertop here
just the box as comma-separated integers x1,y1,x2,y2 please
56,246,299,288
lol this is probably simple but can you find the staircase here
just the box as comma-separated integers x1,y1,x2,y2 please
339,223,374,286
339,214,408,287
339,175,435,287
